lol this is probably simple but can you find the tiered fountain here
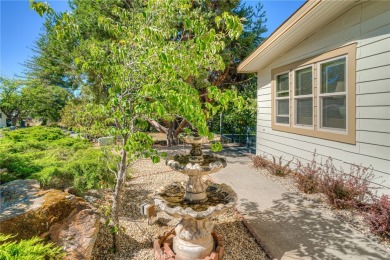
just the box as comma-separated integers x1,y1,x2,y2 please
154,136,237,260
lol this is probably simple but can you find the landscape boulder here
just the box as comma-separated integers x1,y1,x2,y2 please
0,179,100,260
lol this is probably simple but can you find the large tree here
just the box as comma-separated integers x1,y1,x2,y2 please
26,0,267,144
31,0,243,252
146,1,267,144
23,82,71,124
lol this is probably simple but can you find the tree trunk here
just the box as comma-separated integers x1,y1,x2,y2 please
112,148,128,253
167,122,175,146
11,118,17,127
147,119,168,134
174,118,188,137
148,118,190,146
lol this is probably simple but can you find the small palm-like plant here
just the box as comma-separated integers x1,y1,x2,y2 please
266,156,292,176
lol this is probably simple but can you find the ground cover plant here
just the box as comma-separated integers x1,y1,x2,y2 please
0,233,64,260
249,153,269,169
0,126,115,193
294,154,322,194
319,158,374,209
364,195,390,239
250,154,292,177
266,155,293,176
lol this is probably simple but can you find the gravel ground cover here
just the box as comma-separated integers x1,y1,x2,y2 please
252,167,390,250
91,157,268,260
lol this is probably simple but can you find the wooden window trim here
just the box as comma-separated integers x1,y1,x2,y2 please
271,43,356,144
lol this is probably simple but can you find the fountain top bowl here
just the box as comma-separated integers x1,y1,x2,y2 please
154,181,237,220
180,135,209,145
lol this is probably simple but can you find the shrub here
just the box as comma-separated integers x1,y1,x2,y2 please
266,155,292,176
249,154,269,169
0,233,64,260
320,157,374,209
2,126,64,142
364,195,390,239
0,127,116,193
294,154,321,194
66,148,117,192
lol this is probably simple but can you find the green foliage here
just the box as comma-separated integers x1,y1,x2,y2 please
60,101,112,139
0,77,25,126
210,141,223,152
23,83,71,124
0,233,64,260
210,81,257,136
0,127,116,193
31,1,245,251
0,77,70,125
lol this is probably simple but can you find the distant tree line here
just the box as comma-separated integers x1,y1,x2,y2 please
6,0,267,141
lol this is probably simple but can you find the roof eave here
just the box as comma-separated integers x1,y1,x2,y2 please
237,0,359,73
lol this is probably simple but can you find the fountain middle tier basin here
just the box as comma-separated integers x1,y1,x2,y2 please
166,154,227,176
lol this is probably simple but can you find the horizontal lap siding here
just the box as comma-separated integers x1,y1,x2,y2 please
256,1,390,193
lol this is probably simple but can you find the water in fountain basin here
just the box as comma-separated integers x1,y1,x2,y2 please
171,154,221,166
160,182,231,212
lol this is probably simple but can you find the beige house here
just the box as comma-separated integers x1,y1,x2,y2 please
0,110,7,128
238,0,390,194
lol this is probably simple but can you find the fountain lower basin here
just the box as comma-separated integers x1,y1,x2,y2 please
154,182,237,259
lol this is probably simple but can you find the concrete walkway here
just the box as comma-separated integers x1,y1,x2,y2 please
211,147,390,260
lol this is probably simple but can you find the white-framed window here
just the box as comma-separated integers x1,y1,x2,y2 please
318,56,347,132
293,65,313,128
271,44,356,144
275,72,290,125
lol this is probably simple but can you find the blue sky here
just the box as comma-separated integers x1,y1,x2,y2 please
0,0,305,78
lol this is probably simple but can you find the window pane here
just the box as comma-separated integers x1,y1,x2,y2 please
321,57,346,93
276,73,289,97
276,116,289,124
296,98,313,126
295,67,312,96
322,96,346,129
277,99,289,116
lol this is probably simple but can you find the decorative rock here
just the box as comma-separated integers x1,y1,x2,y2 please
50,209,100,260
0,179,100,259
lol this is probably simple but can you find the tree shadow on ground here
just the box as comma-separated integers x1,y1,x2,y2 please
91,220,153,260
239,193,389,259
119,184,152,221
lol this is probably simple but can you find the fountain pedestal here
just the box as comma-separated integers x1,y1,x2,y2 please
185,176,208,202
173,218,214,259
